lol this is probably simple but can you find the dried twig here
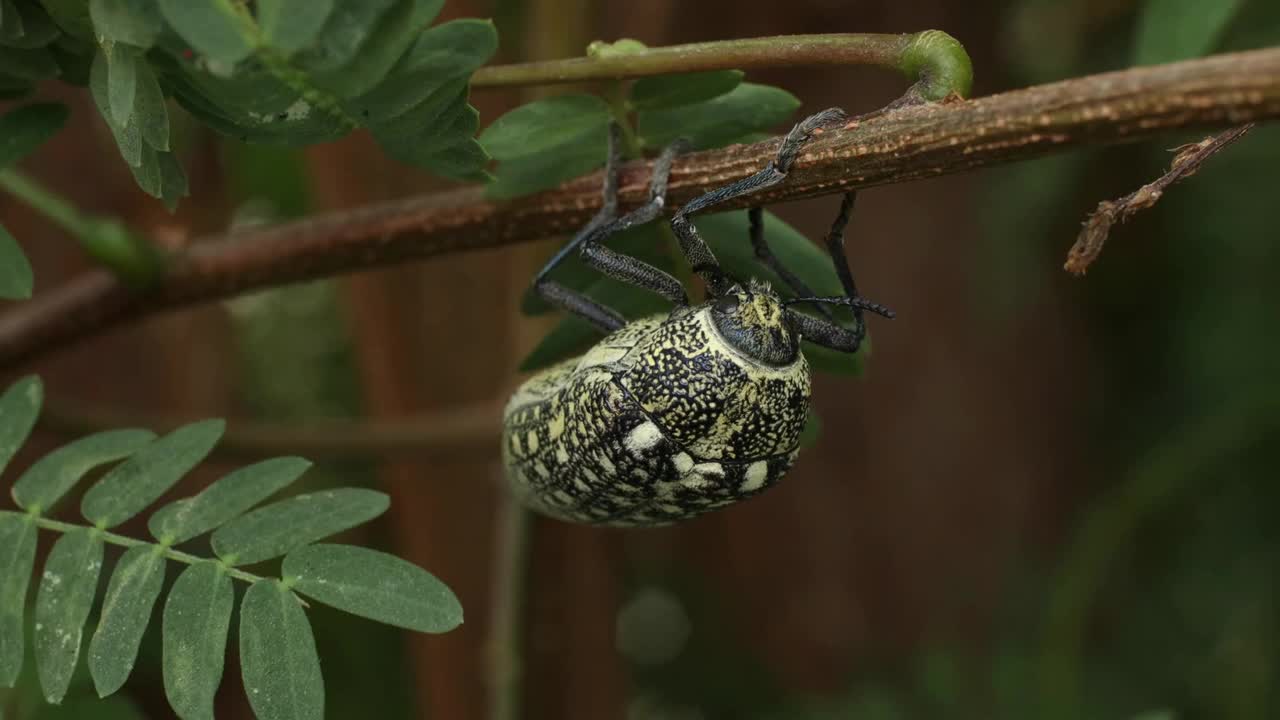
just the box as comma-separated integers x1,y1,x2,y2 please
2,47,1280,369
1064,124,1255,274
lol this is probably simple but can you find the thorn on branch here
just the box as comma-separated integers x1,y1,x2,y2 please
1064,124,1255,276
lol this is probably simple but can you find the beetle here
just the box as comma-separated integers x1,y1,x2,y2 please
502,107,894,526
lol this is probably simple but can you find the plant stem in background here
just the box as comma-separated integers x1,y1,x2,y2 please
37,395,503,460
473,31,974,101
0,169,164,287
0,169,93,238
487,498,532,720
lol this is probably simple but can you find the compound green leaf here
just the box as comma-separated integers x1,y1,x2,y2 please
133,60,169,151
12,429,155,513
479,94,610,161
284,544,462,633
406,136,491,183
0,223,33,300
486,132,605,199
89,0,163,48
162,561,232,720
1134,0,1246,65
80,419,224,529
239,580,323,720
373,85,481,162
637,82,799,150
256,0,333,54
105,44,137,130
160,59,348,147
296,0,435,96
0,375,41,477
154,147,189,210
211,488,389,566
87,545,164,697
117,140,188,209
149,456,311,545
34,527,104,704
0,511,37,687
0,103,68,168
630,70,743,110
156,0,254,68
90,49,142,167
354,18,495,130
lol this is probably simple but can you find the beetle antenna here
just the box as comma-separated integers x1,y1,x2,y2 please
784,296,896,319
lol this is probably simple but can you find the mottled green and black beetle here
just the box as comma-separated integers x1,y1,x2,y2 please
503,108,895,527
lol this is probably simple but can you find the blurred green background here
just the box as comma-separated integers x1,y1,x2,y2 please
3,0,1279,718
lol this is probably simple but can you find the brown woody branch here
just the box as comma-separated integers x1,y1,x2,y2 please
2,47,1279,370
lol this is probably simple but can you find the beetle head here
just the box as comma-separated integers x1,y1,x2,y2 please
708,279,800,366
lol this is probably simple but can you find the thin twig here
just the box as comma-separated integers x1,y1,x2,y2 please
1063,124,1255,274
37,397,504,460
2,47,1280,370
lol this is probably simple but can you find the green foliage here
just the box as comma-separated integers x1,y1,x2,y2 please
211,488,389,566
480,93,611,198
0,102,69,299
0,223,33,299
1133,0,1248,65
636,82,800,150
0,376,462,720
239,579,324,720
1,0,497,207
162,561,232,720
0,103,67,168
283,545,464,633
630,70,744,110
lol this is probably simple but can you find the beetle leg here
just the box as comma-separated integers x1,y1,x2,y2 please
573,136,691,306
671,107,849,298
533,125,693,331
783,190,897,353
747,206,835,320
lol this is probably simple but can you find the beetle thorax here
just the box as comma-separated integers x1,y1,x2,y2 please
614,297,811,461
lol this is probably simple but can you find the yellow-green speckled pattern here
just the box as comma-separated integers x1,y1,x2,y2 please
503,305,809,526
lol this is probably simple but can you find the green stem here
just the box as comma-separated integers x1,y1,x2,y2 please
603,81,642,159
0,169,92,237
0,169,164,287
472,31,973,101
32,515,267,586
